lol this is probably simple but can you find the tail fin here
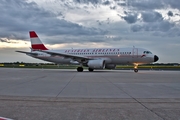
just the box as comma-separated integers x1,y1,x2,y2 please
29,31,48,50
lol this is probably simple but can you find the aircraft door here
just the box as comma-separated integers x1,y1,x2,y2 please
132,48,138,58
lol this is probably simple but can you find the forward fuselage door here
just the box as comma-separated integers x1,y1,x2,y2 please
132,48,138,58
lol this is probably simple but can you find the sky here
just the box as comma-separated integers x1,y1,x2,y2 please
0,0,180,63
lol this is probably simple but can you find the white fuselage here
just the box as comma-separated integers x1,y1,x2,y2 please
28,47,155,65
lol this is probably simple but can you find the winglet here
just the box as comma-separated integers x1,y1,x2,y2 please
29,31,48,50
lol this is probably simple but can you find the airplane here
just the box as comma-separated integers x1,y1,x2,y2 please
16,31,159,72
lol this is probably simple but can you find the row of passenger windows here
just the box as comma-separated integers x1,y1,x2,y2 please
66,52,131,55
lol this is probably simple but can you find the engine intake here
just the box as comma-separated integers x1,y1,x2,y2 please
87,60,105,69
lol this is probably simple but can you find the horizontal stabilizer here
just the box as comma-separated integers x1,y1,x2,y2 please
16,51,38,55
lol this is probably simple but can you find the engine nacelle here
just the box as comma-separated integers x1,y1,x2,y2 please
105,64,116,69
87,60,105,69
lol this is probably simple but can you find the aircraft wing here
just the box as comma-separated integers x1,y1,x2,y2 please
41,50,93,61
16,51,38,55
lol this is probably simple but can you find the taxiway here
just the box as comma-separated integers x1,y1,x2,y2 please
0,68,180,120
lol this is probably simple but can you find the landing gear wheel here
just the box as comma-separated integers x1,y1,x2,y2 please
134,69,138,73
88,68,94,72
77,67,83,72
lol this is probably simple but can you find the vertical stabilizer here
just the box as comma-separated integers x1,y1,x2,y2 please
29,31,48,50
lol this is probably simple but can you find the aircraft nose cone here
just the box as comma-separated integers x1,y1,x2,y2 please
154,55,159,62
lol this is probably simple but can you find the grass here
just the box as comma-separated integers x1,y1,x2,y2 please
116,65,180,70
0,64,180,70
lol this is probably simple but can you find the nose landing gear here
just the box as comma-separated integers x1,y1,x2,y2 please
134,64,138,73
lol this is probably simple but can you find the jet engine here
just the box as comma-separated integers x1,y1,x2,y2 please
105,64,116,69
87,60,105,69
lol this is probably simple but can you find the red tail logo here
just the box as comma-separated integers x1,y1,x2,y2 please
30,31,38,38
29,31,48,50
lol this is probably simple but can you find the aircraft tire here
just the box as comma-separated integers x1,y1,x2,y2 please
134,69,138,73
88,68,94,72
77,67,83,72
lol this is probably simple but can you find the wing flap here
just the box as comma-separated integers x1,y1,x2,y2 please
41,50,92,61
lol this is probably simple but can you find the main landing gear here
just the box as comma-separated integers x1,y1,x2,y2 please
134,64,138,73
88,68,94,72
77,67,83,72
77,67,94,72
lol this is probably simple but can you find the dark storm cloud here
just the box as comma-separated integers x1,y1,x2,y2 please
110,6,116,9
96,18,112,25
117,3,126,6
0,0,105,41
0,38,18,44
175,13,180,16
103,1,111,5
166,0,180,10
131,25,142,32
122,0,180,11
131,20,175,32
141,11,163,23
54,0,180,12
0,39,10,43
44,34,107,45
167,11,173,17
115,0,180,37
167,27,180,36
121,10,177,36
73,0,102,4
152,27,180,37
126,0,164,10
120,13,138,24
120,11,165,28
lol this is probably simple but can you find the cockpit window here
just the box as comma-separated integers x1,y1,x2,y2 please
143,51,152,54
